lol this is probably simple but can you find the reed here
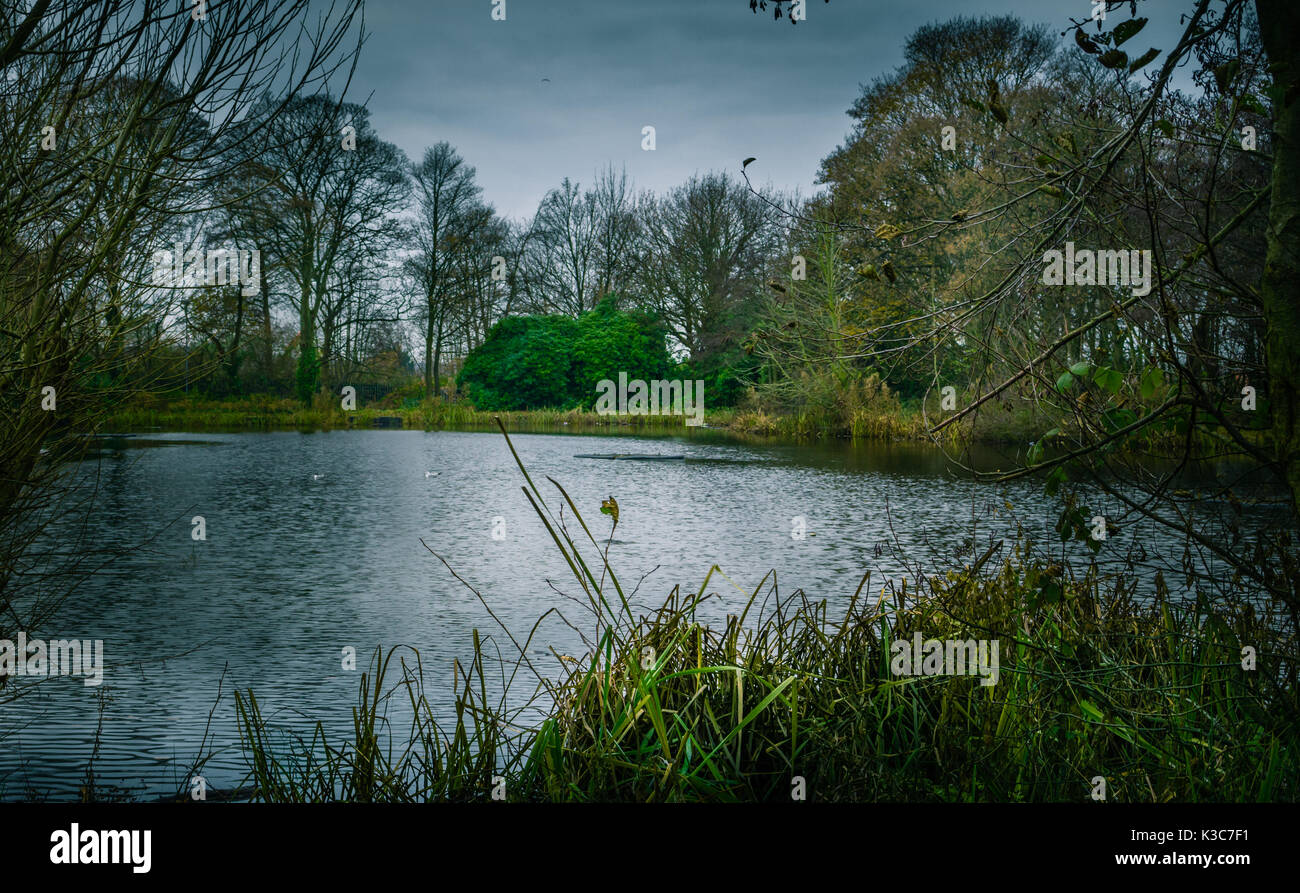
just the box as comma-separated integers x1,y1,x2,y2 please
235,638,531,802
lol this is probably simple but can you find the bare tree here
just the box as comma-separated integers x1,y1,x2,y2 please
408,143,494,395
227,95,408,402
0,0,364,698
590,165,642,303
527,178,600,316
637,172,780,362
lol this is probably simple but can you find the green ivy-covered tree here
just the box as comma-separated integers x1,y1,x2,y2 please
458,297,674,410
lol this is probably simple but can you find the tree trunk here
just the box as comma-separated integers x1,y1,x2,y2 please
260,263,272,384
227,290,245,393
423,306,434,396
433,314,444,395
296,282,318,403
1257,0,1300,519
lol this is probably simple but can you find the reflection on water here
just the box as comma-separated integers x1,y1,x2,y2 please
0,428,1281,799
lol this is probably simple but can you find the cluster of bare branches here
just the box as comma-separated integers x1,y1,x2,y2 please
0,0,363,693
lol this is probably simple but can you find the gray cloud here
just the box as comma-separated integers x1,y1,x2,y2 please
353,0,1193,219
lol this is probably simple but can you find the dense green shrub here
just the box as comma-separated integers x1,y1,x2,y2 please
458,297,675,410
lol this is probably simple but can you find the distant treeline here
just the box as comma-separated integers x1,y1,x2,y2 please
109,10,1277,445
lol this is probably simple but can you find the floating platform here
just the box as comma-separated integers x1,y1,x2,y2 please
574,453,685,460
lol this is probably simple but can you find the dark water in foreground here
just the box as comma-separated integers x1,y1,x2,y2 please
0,428,1277,799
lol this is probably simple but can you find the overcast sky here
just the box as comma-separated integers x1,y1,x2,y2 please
349,0,1193,221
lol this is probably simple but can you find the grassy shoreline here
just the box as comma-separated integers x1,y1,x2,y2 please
238,560,1297,802
104,392,985,443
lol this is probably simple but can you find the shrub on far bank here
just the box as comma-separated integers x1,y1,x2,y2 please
458,297,674,411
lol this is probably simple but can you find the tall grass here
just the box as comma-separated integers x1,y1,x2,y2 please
234,638,528,802
232,421,1299,802
106,393,732,435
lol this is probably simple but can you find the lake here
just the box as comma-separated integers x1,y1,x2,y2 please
0,427,1269,799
